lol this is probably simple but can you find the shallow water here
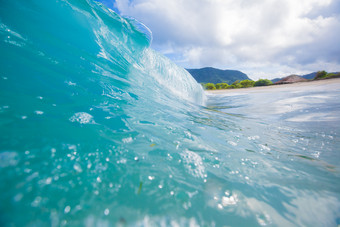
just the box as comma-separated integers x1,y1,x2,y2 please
1,0,340,226
204,84,340,226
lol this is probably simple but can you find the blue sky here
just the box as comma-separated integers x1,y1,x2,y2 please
97,0,340,80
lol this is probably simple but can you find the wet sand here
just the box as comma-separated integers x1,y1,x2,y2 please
207,78,340,94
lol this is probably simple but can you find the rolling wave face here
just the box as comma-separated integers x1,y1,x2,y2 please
0,0,209,225
0,0,206,148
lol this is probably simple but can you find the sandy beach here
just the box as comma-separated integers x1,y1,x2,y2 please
207,78,340,94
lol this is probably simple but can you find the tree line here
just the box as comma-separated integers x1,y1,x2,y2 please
203,79,273,90
314,71,340,80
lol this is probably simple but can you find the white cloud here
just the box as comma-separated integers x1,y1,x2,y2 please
115,0,340,79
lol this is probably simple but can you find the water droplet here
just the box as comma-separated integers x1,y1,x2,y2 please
46,177,52,184
64,206,71,214
73,163,83,173
75,205,82,211
13,193,23,202
34,110,44,115
31,196,42,207
256,213,271,226
104,208,110,215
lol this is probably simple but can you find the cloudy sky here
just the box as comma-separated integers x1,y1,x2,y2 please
98,0,340,80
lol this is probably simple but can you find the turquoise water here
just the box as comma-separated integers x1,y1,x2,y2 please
1,0,340,226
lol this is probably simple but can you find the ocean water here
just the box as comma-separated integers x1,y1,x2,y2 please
0,0,340,226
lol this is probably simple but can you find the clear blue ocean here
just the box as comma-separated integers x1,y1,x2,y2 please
1,0,340,226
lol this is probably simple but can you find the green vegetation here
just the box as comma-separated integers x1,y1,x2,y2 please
240,79,255,88
314,70,327,79
215,83,229,89
230,80,241,89
204,83,216,90
254,79,273,87
314,71,340,80
203,79,272,90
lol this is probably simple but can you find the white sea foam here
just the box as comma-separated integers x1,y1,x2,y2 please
69,112,95,124
181,149,205,178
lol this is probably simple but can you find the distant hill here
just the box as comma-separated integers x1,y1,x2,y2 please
301,72,317,79
271,78,281,83
186,67,250,84
271,72,338,83
275,75,308,84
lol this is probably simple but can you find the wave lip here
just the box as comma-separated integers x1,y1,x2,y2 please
125,16,153,46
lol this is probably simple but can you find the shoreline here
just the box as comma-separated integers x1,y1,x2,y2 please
206,78,340,94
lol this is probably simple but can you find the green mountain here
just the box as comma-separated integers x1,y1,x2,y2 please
186,67,250,84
